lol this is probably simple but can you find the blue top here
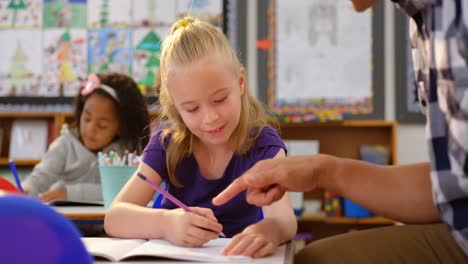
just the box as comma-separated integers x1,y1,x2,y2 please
142,126,286,237
393,0,468,254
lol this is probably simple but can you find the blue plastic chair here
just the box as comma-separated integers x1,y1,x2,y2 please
0,195,92,264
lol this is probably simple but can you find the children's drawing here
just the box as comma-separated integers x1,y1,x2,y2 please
309,3,337,46
43,0,87,28
0,30,42,96
133,27,167,96
177,0,223,28
88,28,132,75
87,0,131,29
0,0,42,28
42,29,87,97
132,0,176,28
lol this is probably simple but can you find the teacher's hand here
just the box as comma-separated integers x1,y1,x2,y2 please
213,155,337,206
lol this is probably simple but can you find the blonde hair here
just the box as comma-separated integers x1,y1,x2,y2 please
158,17,271,187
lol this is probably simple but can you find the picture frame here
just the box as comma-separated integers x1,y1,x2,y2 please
256,0,385,122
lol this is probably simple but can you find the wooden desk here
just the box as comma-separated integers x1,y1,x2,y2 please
57,206,295,263
93,240,295,264
54,206,106,221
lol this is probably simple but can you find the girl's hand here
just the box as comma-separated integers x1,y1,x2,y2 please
39,188,67,202
222,231,277,258
163,207,223,247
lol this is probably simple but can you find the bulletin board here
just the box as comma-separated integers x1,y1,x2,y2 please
257,0,385,122
394,8,425,123
0,0,244,111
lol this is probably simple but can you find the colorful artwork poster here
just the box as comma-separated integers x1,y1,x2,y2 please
42,29,87,97
267,0,373,122
0,29,42,96
87,0,131,29
133,27,168,96
88,28,132,75
177,0,223,28
0,0,42,28
43,0,87,28
132,0,176,28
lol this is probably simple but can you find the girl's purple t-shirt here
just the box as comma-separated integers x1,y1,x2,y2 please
142,126,286,237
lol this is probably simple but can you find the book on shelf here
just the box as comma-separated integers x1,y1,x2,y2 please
82,237,252,262
343,145,390,218
324,191,342,217
9,119,48,160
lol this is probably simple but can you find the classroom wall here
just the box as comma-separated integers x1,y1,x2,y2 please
247,1,429,165
383,1,428,164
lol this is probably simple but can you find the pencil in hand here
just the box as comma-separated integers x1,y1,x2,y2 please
137,172,226,237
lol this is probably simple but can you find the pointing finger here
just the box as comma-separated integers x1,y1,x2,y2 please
212,177,248,206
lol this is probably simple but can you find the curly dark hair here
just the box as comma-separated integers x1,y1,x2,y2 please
74,73,151,153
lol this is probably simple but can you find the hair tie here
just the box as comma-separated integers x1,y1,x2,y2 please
81,74,119,101
175,18,190,30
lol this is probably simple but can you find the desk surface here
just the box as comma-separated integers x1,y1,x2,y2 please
93,240,295,264
54,205,106,220
57,206,295,263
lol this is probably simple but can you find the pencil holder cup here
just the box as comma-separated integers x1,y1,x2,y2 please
99,166,137,209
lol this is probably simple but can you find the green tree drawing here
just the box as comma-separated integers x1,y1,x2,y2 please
10,41,33,94
7,0,27,27
51,0,69,27
99,0,109,27
136,30,162,89
53,0,66,15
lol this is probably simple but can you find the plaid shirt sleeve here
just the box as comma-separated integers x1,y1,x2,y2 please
392,0,468,255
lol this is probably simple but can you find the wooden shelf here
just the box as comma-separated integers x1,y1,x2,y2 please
0,112,58,118
0,158,40,166
299,213,398,225
279,120,397,164
279,121,397,242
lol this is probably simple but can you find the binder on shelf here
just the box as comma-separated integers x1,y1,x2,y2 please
9,119,48,160
343,145,390,218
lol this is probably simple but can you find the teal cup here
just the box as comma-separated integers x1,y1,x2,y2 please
99,166,137,209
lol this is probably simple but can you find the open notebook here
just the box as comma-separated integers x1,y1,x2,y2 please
82,237,252,262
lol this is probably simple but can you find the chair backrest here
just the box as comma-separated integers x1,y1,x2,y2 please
0,195,92,264
0,177,20,193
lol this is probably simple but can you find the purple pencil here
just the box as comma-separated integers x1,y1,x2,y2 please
137,172,225,237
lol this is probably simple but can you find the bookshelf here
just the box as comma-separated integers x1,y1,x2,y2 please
279,120,398,242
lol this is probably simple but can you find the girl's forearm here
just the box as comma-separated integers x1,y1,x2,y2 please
104,202,170,239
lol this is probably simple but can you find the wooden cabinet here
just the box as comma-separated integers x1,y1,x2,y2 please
279,121,398,242
279,120,396,199
0,112,70,166
0,111,158,166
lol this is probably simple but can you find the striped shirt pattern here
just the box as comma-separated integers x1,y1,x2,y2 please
392,0,468,255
